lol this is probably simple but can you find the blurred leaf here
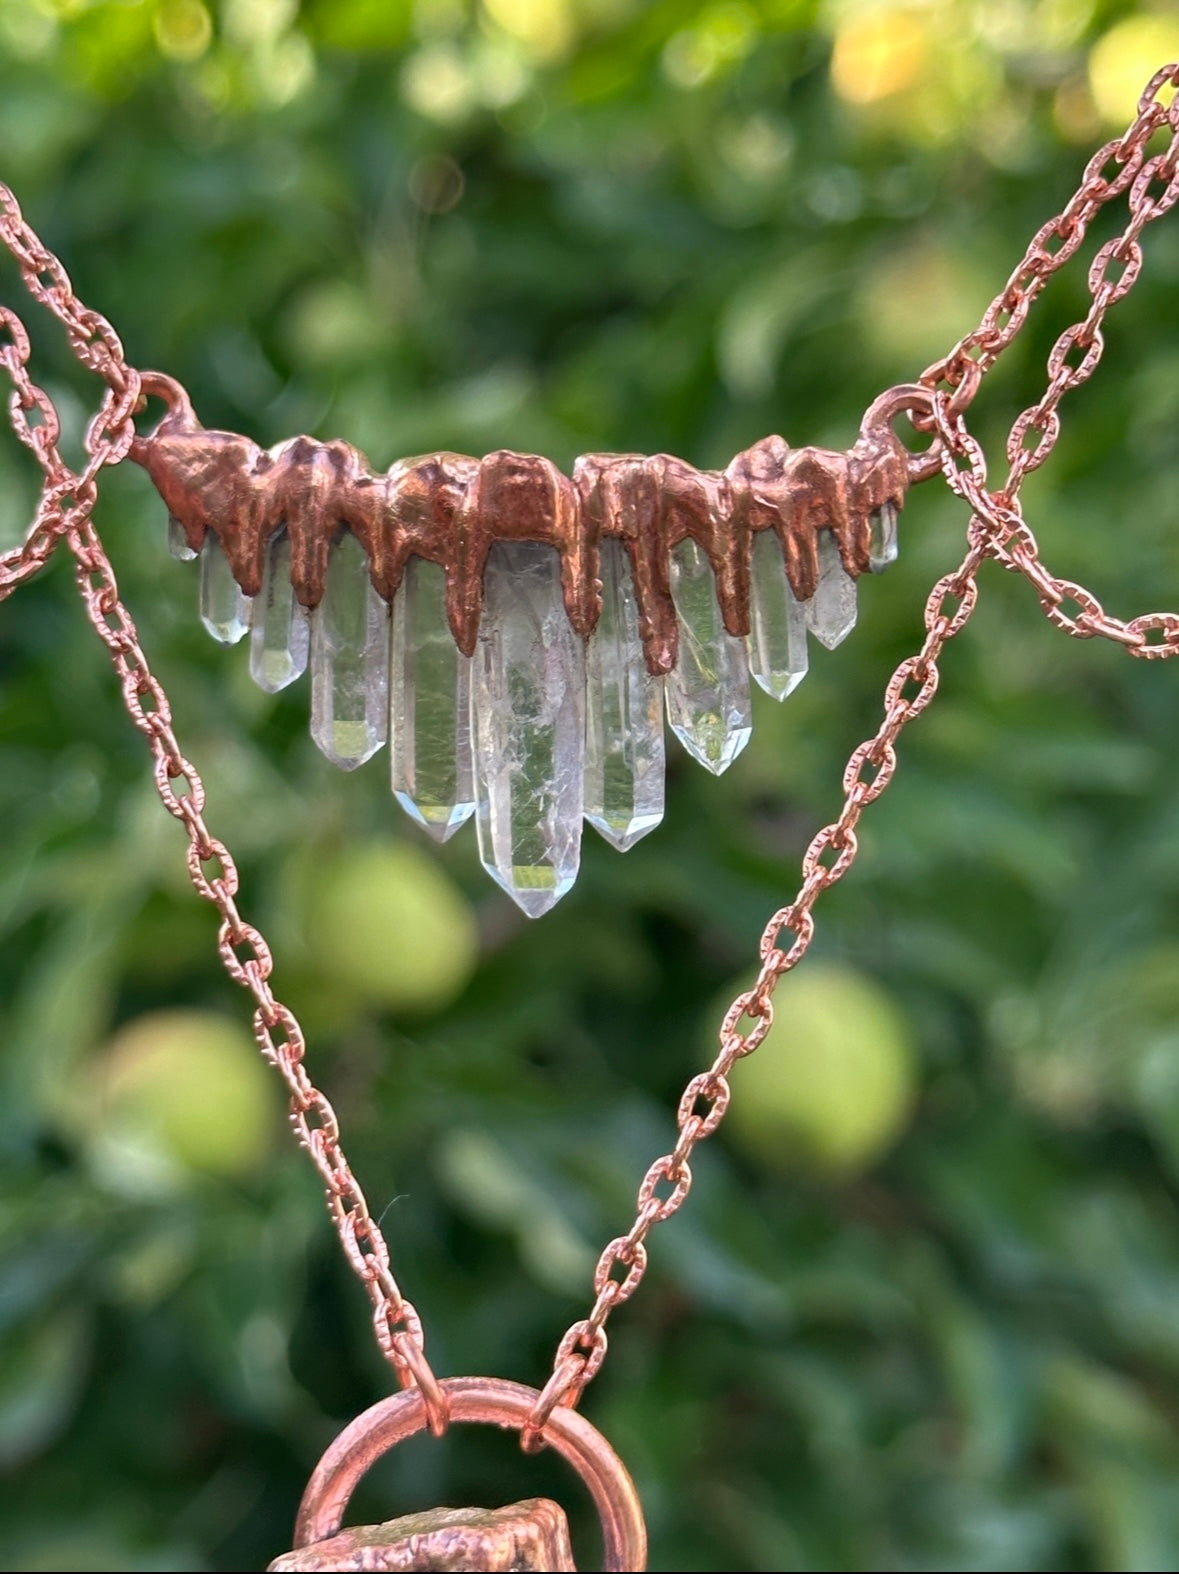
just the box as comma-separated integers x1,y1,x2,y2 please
0,1307,89,1471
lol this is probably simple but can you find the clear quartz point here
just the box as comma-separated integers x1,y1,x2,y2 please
804,531,858,650
665,537,752,774
310,530,389,770
167,515,196,561
585,538,665,851
390,555,475,841
250,531,310,693
747,528,809,701
869,501,899,572
472,541,586,917
199,533,252,645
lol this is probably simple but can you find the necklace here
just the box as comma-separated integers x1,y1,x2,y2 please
4,59,1179,1574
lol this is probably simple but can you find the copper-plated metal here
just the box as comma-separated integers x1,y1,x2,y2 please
270,1376,646,1573
267,1500,575,1572
129,373,926,675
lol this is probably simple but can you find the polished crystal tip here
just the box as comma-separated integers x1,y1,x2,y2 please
199,533,252,644
167,515,196,561
585,538,665,850
310,530,389,769
472,541,585,917
390,555,476,842
250,531,310,693
869,502,899,572
804,530,857,650
747,527,809,701
665,537,751,774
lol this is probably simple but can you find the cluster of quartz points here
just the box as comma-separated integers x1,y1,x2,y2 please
175,506,898,917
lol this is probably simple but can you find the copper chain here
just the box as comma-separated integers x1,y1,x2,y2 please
531,60,1179,1429
0,183,447,1434
919,61,1179,654
3,62,1179,1446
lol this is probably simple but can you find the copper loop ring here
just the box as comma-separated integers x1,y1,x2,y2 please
392,1331,451,1439
291,1376,647,1572
134,369,194,425
861,382,943,483
941,356,983,418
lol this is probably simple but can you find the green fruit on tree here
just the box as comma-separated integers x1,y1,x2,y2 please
90,1010,276,1185
307,839,478,1012
721,961,916,1176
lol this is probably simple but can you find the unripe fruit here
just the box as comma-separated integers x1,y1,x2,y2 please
721,961,916,1176
307,839,478,1012
90,1010,276,1185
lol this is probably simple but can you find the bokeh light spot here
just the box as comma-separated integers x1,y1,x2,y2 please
482,0,576,62
253,29,316,105
401,40,475,120
1089,15,1179,128
222,0,296,47
662,2,758,90
0,2,57,59
831,6,927,105
153,0,212,63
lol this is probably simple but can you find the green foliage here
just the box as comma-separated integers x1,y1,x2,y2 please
4,2,1179,1570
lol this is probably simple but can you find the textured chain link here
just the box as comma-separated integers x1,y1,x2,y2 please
0,180,446,1431
919,63,1179,654
3,67,1179,1442
0,182,140,601
533,61,1179,1424
527,552,983,1430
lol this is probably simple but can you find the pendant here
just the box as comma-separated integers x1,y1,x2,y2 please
269,1502,575,1572
267,1377,646,1573
132,375,927,913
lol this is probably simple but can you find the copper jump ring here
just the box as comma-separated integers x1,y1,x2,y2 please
520,1354,585,1455
289,1376,648,1572
862,383,944,484
393,1332,451,1439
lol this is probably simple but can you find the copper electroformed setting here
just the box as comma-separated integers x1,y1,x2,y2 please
131,373,931,675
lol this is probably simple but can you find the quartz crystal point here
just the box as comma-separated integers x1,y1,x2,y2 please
870,501,899,572
665,537,752,774
167,514,196,561
747,528,809,701
390,555,475,841
310,529,389,769
199,532,252,644
804,530,858,650
250,531,310,693
472,541,586,917
585,538,665,850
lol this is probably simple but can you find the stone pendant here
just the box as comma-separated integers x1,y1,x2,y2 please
267,1499,575,1573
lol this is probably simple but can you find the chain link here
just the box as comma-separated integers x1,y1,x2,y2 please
4,70,1179,1441
919,65,1179,656
533,60,1179,1419
67,507,445,1420
0,178,445,1424
0,183,139,603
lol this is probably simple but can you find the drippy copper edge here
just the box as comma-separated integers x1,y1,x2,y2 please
130,373,920,676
